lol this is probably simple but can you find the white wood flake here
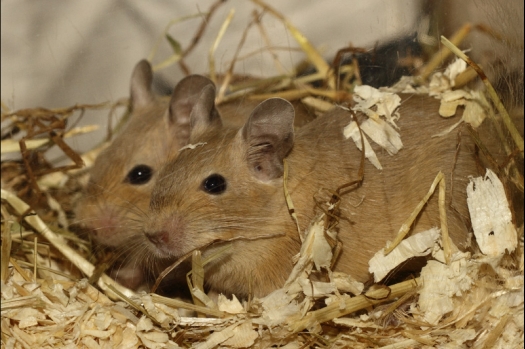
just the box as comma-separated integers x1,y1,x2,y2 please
360,118,403,156
467,169,518,257
369,228,440,282
343,120,382,170
217,294,245,314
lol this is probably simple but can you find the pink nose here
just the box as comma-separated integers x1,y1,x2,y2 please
145,230,170,247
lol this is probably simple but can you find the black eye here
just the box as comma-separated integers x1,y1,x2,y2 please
202,174,227,195
126,165,153,185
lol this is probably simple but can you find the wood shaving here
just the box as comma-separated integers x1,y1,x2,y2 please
369,227,441,282
178,142,207,152
1,5,523,347
467,169,518,257
343,119,382,169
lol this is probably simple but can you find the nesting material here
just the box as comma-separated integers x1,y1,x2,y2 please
2,2,523,348
467,169,518,257
369,227,441,282
388,60,490,132
352,85,402,126
343,85,403,169
343,119,383,169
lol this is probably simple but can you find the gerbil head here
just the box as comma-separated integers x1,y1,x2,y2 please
75,62,219,252
144,98,298,296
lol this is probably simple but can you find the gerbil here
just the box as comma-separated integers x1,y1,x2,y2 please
142,93,518,298
75,60,314,290
74,60,218,289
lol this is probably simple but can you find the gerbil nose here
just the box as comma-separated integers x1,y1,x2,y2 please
145,230,170,247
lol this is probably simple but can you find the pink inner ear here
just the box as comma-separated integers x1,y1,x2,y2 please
250,156,285,181
242,98,295,181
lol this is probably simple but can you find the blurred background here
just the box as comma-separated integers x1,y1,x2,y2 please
1,0,523,157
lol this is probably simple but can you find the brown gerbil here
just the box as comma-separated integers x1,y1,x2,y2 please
74,60,220,289
75,60,314,290
142,93,518,298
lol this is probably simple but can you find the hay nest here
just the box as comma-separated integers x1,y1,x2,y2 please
2,2,523,348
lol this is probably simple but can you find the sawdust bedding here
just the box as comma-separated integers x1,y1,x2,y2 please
1,2,523,348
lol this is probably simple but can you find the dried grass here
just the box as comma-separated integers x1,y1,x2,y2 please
2,2,523,348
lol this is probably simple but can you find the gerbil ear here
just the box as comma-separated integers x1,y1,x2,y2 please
242,98,295,181
168,75,221,146
130,59,154,109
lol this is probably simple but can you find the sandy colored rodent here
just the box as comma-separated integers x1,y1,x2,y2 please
74,60,314,290
143,93,520,298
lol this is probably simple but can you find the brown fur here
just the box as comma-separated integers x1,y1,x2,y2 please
144,93,516,298
74,61,314,290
